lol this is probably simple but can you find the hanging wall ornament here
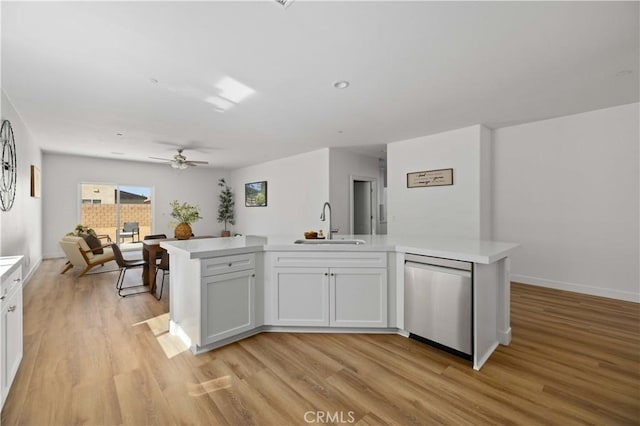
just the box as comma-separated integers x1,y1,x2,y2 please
0,120,17,211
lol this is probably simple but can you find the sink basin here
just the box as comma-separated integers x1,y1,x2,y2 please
294,239,366,245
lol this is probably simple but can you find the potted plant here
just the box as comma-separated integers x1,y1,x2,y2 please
217,178,235,237
169,200,202,240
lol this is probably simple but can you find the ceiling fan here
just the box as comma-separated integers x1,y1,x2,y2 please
149,149,209,170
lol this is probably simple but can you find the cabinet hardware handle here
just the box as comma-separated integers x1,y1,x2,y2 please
13,278,20,282
228,263,233,267
8,305,16,312
0,296,5,301
324,272,328,276
330,273,334,276
251,274,255,277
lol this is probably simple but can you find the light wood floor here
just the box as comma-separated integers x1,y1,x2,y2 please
2,259,639,425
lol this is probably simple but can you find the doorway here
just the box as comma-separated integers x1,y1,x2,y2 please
350,176,376,235
79,183,153,244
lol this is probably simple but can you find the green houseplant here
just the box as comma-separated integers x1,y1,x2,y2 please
217,178,235,237
169,200,202,240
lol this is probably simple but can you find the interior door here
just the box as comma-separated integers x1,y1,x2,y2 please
353,180,372,234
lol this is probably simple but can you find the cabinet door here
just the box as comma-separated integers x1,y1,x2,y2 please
2,288,22,404
330,268,387,328
202,269,255,345
272,268,329,326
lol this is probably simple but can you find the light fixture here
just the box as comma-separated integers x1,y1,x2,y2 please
116,133,123,136
171,162,188,170
334,81,350,89
274,0,295,9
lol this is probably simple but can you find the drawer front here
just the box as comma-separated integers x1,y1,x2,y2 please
272,252,387,268
201,253,255,276
1,268,22,299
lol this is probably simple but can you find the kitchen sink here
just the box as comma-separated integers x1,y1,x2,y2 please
294,239,366,245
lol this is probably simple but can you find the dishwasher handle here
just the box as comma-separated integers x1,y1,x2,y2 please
405,261,472,278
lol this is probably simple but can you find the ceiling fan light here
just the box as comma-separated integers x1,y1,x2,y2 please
171,162,181,169
179,163,188,170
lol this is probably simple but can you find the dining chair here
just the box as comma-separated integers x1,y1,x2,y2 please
155,251,170,300
111,243,148,297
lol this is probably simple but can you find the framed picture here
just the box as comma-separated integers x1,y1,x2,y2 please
245,181,267,207
407,168,453,188
30,165,41,198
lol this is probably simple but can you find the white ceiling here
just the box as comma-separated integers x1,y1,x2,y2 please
2,1,638,168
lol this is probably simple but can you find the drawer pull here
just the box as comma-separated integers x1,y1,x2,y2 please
228,263,233,267
8,305,16,312
0,296,5,301
324,272,328,276
251,273,255,278
13,278,21,283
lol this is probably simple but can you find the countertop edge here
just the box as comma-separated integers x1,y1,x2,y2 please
0,256,24,279
161,239,519,264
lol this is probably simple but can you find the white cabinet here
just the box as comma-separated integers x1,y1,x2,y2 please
2,287,22,402
0,256,23,409
330,267,387,328
273,268,329,326
202,269,255,344
270,253,388,328
168,251,257,352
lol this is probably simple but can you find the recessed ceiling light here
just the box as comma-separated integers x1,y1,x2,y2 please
116,133,123,136
150,78,159,84
334,81,350,89
616,70,633,76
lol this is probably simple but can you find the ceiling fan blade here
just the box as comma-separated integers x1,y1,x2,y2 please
149,156,173,161
185,160,209,165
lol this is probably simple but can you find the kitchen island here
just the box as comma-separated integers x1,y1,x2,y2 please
161,235,518,370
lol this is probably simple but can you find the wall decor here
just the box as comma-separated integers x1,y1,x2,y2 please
407,168,453,188
245,181,267,207
0,120,17,211
30,165,41,198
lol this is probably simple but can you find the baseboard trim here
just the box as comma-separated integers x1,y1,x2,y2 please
511,274,640,303
22,258,42,288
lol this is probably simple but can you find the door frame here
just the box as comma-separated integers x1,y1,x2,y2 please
349,175,377,235
77,182,156,242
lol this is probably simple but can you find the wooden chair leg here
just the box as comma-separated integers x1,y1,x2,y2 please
79,264,93,277
61,263,73,274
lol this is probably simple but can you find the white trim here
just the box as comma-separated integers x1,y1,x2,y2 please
511,274,640,303
21,258,42,288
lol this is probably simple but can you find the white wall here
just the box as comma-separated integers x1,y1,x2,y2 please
230,149,330,236
42,153,228,258
0,91,43,281
387,124,491,239
329,148,380,235
493,103,639,302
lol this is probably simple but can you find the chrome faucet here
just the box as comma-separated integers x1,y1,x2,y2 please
320,201,332,240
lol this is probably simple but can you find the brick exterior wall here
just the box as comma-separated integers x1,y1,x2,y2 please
81,204,152,242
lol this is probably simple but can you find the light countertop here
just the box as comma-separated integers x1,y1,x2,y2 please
161,235,518,264
0,256,23,280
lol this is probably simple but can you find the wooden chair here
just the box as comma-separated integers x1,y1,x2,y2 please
59,236,115,276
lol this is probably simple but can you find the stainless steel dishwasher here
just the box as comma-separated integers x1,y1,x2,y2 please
404,254,472,360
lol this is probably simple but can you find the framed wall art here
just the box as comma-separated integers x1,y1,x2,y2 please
245,181,267,207
30,165,41,198
407,168,453,188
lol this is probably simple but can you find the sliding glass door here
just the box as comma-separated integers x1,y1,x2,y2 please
80,183,153,244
